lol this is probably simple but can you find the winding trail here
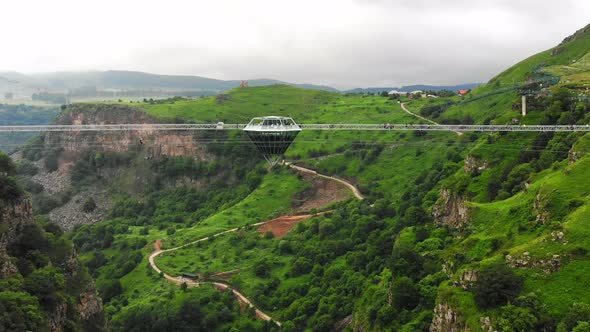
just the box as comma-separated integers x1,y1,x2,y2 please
401,102,462,135
286,162,364,200
148,163,364,326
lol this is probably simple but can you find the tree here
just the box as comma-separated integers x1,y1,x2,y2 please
474,263,522,308
98,279,123,302
391,277,419,310
0,153,16,175
24,266,66,303
82,197,97,212
0,291,44,331
44,151,59,172
180,282,188,292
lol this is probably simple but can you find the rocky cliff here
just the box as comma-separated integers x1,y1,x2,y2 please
18,103,213,230
432,189,470,229
429,303,469,332
0,197,33,250
46,104,207,158
0,196,106,331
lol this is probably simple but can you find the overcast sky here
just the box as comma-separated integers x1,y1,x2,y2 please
1,0,589,89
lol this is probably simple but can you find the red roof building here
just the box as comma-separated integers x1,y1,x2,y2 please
458,89,469,96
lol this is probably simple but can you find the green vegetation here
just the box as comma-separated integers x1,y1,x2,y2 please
0,153,105,330
7,23,590,331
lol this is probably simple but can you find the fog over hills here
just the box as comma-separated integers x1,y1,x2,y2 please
1,70,482,101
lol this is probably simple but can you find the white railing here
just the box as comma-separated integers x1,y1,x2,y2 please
1,123,590,132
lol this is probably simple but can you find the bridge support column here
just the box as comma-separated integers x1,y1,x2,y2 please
522,95,527,116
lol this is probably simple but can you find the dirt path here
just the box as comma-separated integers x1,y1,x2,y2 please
286,162,364,200
401,102,462,135
148,163,365,326
258,214,313,237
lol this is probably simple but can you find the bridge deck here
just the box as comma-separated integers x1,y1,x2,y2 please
1,123,589,132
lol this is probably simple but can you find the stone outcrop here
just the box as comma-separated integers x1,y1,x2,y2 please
78,286,106,325
505,252,564,273
550,231,567,244
568,150,580,163
430,303,470,332
48,301,68,332
453,270,478,290
432,189,470,229
464,155,488,173
533,192,550,224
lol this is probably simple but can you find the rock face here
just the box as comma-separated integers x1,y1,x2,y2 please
432,189,470,229
430,303,469,332
46,104,208,159
78,286,106,324
0,197,34,249
533,192,550,224
48,301,68,332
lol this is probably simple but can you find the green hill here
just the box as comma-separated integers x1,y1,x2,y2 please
6,23,590,332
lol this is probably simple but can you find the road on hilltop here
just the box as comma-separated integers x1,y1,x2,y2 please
148,163,364,326
400,102,462,135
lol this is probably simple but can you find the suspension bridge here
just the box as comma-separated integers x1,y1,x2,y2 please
1,123,589,132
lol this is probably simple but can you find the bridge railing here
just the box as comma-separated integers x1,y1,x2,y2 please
1,123,590,132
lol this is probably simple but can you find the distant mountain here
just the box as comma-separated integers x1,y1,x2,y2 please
0,70,338,100
344,83,482,94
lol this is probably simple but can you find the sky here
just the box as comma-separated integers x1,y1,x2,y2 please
1,0,589,89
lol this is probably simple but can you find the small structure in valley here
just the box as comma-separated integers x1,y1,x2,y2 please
181,272,198,280
243,116,301,167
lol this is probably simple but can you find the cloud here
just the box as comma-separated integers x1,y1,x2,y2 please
1,0,588,89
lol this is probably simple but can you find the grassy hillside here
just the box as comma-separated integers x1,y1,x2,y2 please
10,23,589,332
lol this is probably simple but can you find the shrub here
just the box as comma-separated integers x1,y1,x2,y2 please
16,159,38,176
44,149,62,172
496,304,537,332
0,153,16,175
